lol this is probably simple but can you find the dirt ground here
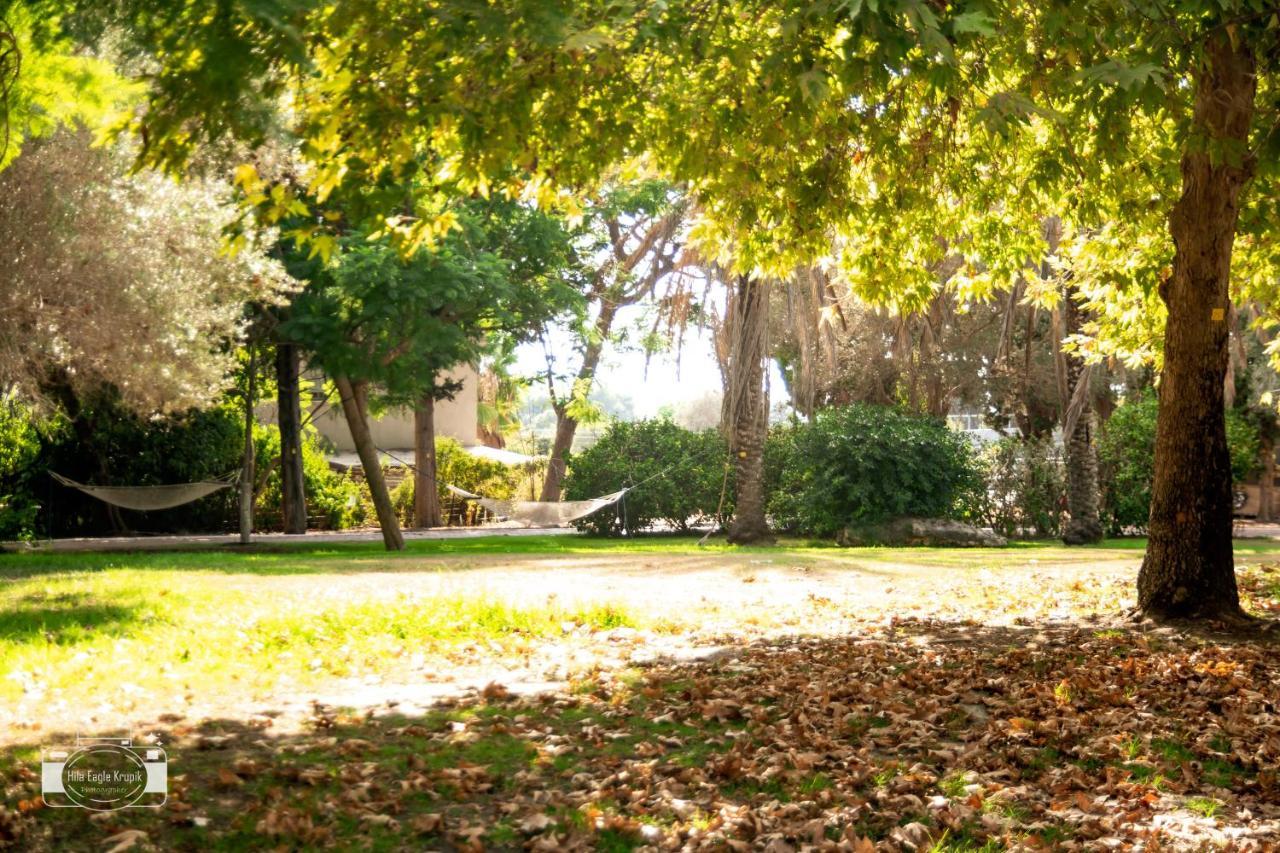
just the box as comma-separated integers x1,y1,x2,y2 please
5,544,1162,741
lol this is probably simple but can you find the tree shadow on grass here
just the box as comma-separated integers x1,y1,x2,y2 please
0,592,142,644
5,617,1280,850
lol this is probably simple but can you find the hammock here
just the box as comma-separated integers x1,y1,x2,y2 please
51,471,239,512
447,485,628,527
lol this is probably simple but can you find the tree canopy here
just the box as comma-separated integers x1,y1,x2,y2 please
284,198,583,405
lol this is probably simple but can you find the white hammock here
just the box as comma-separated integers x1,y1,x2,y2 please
51,471,239,512
447,485,627,527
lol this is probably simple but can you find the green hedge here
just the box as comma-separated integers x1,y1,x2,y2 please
563,418,731,535
1098,394,1260,534
38,402,244,536
0,399,43,540
766,404,983,536
2,398,365,538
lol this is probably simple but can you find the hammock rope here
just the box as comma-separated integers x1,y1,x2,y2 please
50,471,239,513
445,440,730,528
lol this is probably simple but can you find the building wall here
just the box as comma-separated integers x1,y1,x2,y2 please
258,363,480,452
312,364,480,452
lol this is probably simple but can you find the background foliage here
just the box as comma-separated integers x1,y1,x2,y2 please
0,398,42,539
974,437,1067,540
390,437,527,528
1098,395,1260,534
766,404,983,537
252,423,365,531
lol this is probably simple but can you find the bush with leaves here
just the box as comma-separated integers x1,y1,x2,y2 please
564,419,731,536
1098,394,1260,534
975,436,1066,539
767,404,983,537
34,399,244,536
253,425,365,530
0,398,43,540
391,437,526,527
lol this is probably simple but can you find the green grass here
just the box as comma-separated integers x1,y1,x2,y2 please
0,559,646,708
1186,796,1223,819
5,533,1279,727
12,531,1277,578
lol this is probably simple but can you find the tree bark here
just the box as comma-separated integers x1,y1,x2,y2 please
1061,292,1103,545
413,393,443,528
724,275,773,544
1260,438,1275,523
1138,33,1255,620
239,345,256,545
336,375,404,551
276,341,307,534
539,303,618,501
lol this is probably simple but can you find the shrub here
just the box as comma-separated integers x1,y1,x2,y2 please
975,436,1066,539
254,425,365,530
40,401,244,535
1099,394,1260,534
767,403,983,537
564,418,731,536
13,395,367,537
0,399,43,540
391,437,525,526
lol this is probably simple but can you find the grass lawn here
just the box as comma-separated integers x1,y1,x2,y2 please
3,535,1280,849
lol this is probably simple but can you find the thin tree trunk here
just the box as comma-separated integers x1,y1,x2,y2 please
540,303,618,501
276,341,307,534
1061,291,1103,545
540,413,578,501
1138,32,1255,620
336,375,404,551
239,346,256,545
725,275,773,544
414,393,442,528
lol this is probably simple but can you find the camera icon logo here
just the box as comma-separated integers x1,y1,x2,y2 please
42,736,167,810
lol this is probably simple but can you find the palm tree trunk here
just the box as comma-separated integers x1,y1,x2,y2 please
1061,292,1103,545
724,275,773,544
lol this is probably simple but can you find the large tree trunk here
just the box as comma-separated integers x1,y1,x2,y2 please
1137,33,1255,620
336,375,405,551
276,341,307,534
724,275,773,544
239,345,256,545
540,303,618,501
413,393,442,528
1061,292,1103,545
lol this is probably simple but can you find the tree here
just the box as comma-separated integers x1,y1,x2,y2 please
537,181,685,500
0,2,123,172
274,333,308,534
0,130,290,414
285,201,579,546
93,0,1280,619
1060,288,1104,545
